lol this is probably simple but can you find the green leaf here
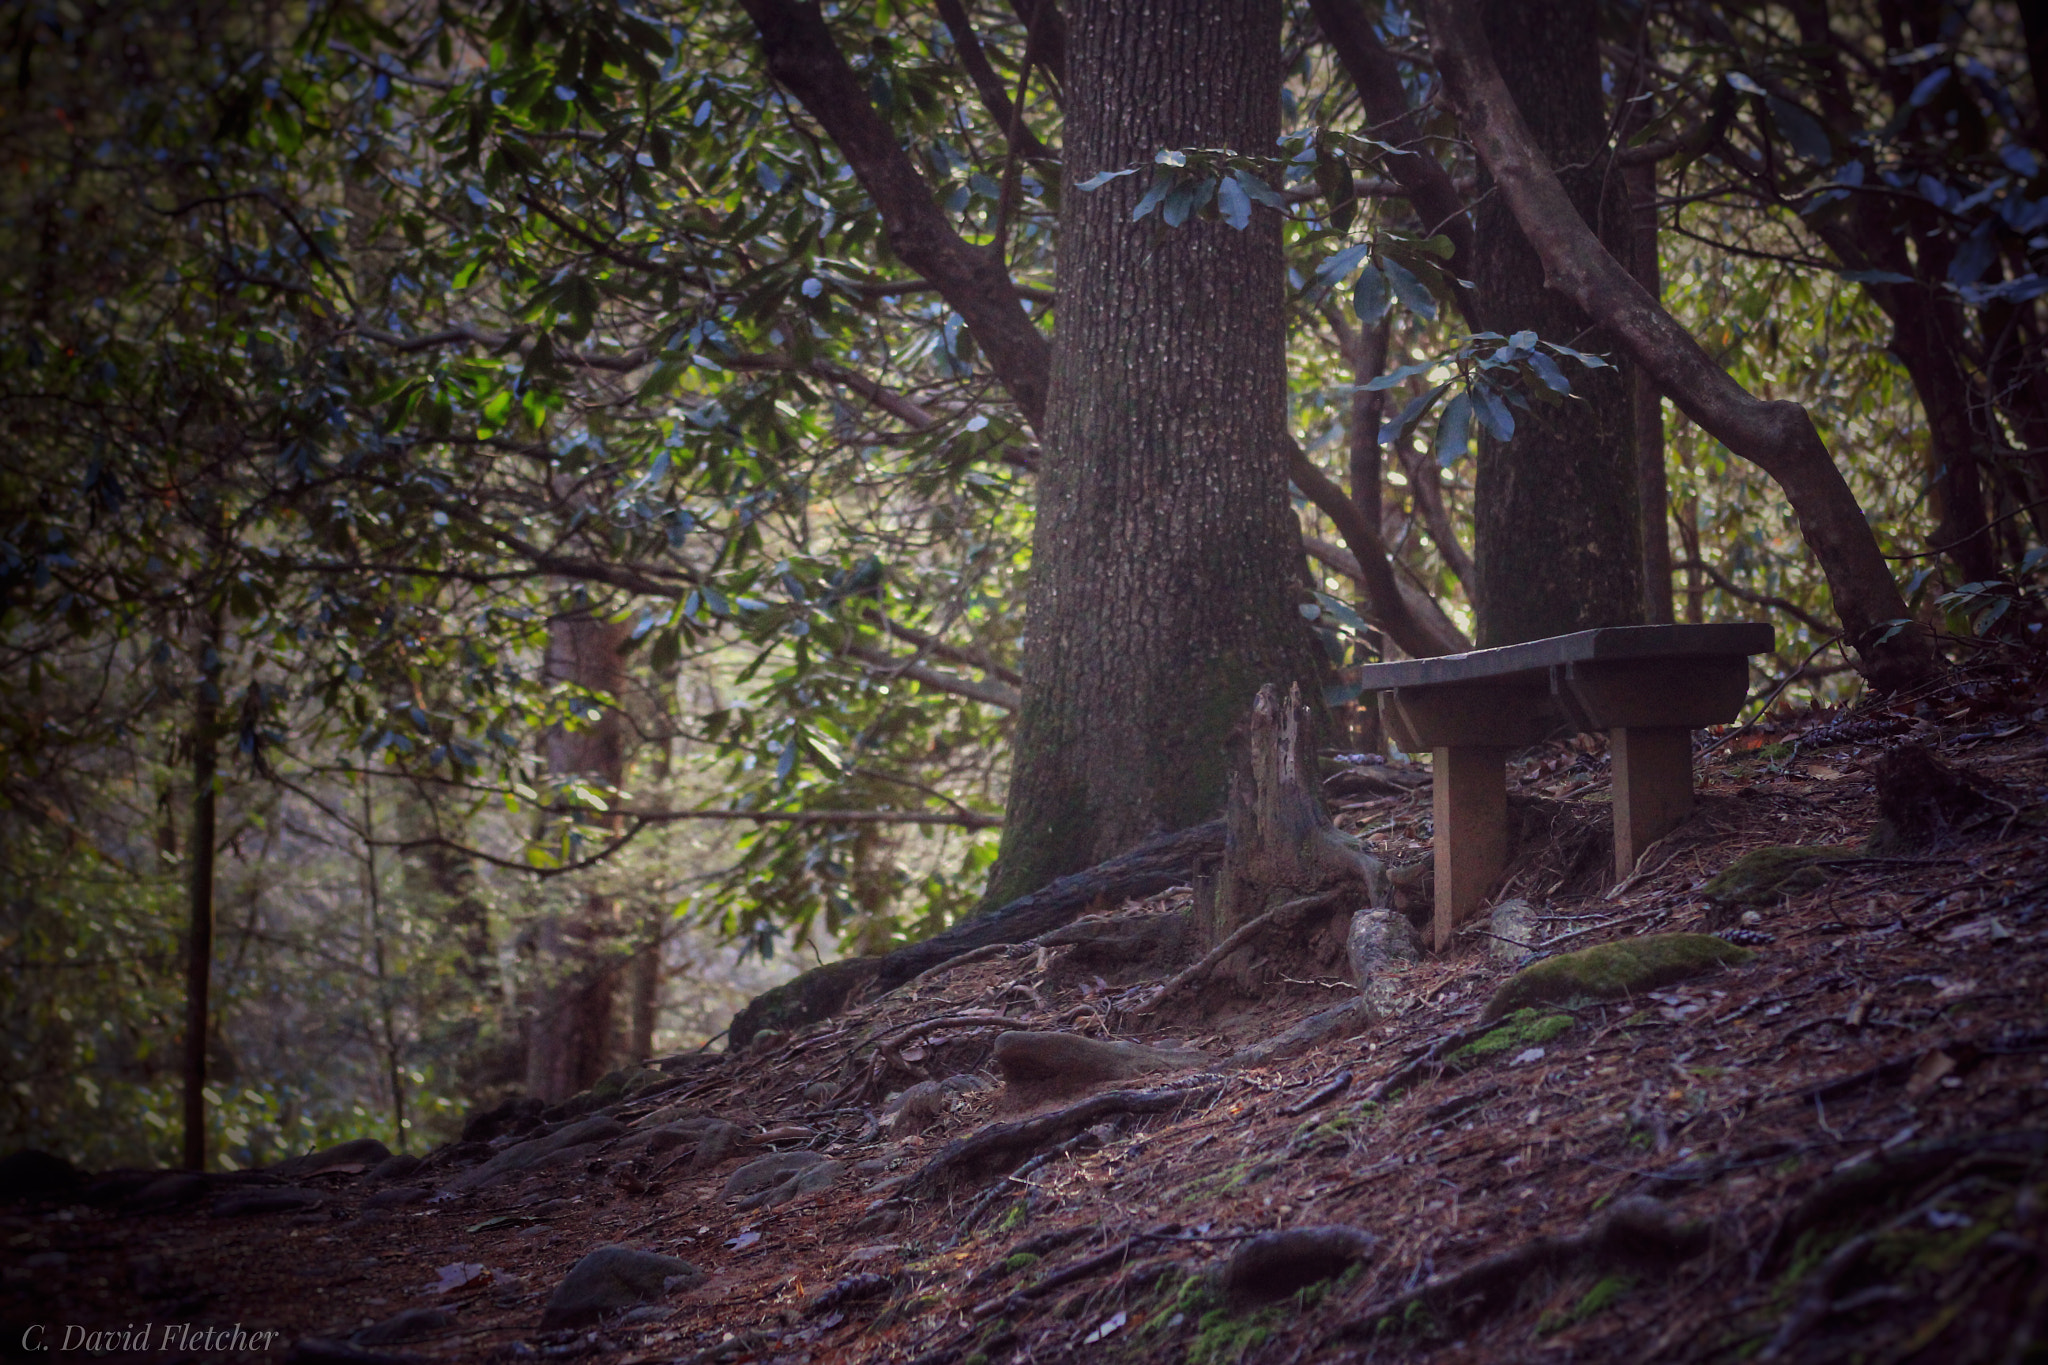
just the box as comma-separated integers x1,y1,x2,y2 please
1217,174,1252,230
1075,167,1138,191
1379,382,1449,446
1471,383,1516,440
1381,256,1438,320
1353,265,1392,325
1434,392,1473,466
1766,95,1833,164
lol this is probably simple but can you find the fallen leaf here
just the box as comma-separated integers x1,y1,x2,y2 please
1807,764,1844,781
1082,1311,1127,1344
725,1230,762,1251
1513,1047,1546,1066
428,1262,490,1295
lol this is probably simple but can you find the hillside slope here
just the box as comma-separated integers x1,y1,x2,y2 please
5,664,2047,1364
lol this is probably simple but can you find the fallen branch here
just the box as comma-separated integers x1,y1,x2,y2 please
904,1081,1227,1197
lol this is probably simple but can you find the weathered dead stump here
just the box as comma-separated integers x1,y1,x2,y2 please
1189,684,1390,995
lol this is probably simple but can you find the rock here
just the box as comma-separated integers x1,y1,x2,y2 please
739,1160,842,1211
723,1150,830,1201
0,1149,80,1203
538,1245,703,1329
1346,908,1424,1013
800,1081,839,1107
1224,998,1372,1069
362,1184,432,1210
1219,1225,1377,1307
209,1187,325,1218
1481,899,1541,961
992,1032,1209,1104
369,1154,422,1183
1482,934,1756,1023
353,1307,454,1346
880,1081,951,1135
275,1138,391,1179
1701,846,1848,908
461,1096,544,1144
441,1116,625,1194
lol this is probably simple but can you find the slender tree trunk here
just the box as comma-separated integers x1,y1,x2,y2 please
1465,0,1643,645
627,907,661,1062
1627,161,1674,624
525,612,631,1102
986,0,1324,908
180,625,220,1171
360,787,408,1152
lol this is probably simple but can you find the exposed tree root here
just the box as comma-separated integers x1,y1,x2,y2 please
902,1080,1227,1197
1333,1196,1706,1342
1134,889,1344,1014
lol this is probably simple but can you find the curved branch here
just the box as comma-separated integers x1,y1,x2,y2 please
1287,439,1464,657
1423,0,1931,688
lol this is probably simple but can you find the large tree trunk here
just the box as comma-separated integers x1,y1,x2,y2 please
985,0,1325,907
524,612,631,1103
1466,0,1644,646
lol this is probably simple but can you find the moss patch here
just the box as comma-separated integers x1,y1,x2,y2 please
1448,1008,1576,1067
1701,845,1853,907
1482,934,1755,1022
1538,1274,1635,1334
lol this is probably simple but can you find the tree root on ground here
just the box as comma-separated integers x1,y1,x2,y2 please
902,1080,1228,1198
1333,1195,1706,1342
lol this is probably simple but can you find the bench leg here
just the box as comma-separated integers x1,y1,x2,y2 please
1611,726,1694,881
1433,745,1508,954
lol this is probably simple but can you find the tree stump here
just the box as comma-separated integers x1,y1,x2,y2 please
1193,684,1390,990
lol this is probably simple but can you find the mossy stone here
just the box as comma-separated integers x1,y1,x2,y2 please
1701,845,1854,907
1481,934,1755,1022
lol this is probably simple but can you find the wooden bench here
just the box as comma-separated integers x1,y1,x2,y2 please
1354,623,1775,952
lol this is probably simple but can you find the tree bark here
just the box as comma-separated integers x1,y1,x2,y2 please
1425,0,1933,688
180,639,220,1171
524,611,632,1103
985,0,1325,908
1627,160,1674,624
1463,0,1643,646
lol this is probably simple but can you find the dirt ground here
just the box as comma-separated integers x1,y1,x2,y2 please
6,659,2048,1365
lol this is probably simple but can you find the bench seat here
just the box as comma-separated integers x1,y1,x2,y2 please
1354,623,1775,951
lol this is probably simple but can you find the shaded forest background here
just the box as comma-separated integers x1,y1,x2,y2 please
2,0,2044,1171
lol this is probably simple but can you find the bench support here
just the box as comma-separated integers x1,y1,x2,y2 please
1610,726,1694,881
1432,746,1509,953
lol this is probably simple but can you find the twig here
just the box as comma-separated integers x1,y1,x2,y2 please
1135,889,1344,1013
1282,1069,1355,1117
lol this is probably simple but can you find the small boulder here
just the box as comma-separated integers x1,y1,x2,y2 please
992,1032,1208,1104
880,1081,951,1135
1482,899,1541,962
1482,933,1755,1022
363,1184,433,1210
1701,846,1846,908
723,1150,832,1206
738,1159,842,1211
538,1245,702,1329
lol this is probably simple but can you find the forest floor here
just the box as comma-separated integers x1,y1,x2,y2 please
6,658,2048,1365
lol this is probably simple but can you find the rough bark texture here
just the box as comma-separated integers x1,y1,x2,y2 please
1425,0,1932,688
985,0,1324,907
1627,159,1675,624
1465,0,1644,646
1204,685,1385,951
525,612,632,1103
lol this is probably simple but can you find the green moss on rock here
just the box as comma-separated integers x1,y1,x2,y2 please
1482,934,1755,1022
1701,845,1853,907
